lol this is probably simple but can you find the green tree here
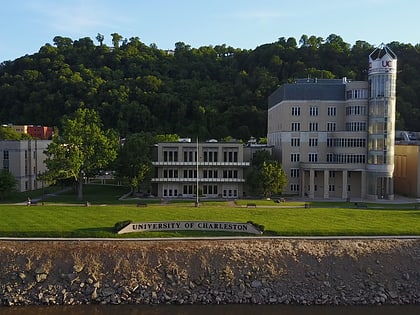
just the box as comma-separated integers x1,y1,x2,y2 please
246,150,274,196
114,133,153,195
261,161,287,198
44,108,118,200
96,33,104,46
154,134,180,142
0,169,17,199
111,33,123,48
0,126,31,140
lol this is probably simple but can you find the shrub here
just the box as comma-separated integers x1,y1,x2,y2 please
114,220,132,232
247,221,265,233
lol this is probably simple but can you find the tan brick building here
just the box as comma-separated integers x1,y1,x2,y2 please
267,45,397,200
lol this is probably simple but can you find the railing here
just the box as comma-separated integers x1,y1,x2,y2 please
151,178,246,183
152,161,250,167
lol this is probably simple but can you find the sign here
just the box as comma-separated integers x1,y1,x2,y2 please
369,56,397,74
117,221,262,235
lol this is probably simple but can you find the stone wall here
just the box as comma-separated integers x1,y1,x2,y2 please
0,239,419,306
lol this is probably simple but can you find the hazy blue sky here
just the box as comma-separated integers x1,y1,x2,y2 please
1,0,419,62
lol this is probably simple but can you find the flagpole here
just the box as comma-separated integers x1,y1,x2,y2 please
195,137,199,207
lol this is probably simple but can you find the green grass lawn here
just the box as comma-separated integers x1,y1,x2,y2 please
0,201,419,238
0,184,418,238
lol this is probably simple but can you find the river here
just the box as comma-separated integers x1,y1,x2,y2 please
1,304,419,315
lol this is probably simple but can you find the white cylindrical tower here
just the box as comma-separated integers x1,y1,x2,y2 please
366,44,397,199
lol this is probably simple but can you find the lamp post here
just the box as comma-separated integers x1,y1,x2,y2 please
195,137,199,207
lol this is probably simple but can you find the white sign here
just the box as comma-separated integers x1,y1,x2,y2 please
369,55,397,74
117,221,262,235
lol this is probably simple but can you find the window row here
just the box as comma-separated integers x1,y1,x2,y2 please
203,185,219,195
290,153,318,162
345,122,366,131
327,138,366,147
291,169,338,179
292,137,364,147
346,89,368,100
346,105,367,116
291,106,337,116
304,184,352,192
162,169,240,179
203,151,218,162
290,153,366,164
326,154,366,164
290,122,336,132
163,150,239,162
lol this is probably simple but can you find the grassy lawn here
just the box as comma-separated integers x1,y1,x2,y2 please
0,201,419,238
0,184,418,238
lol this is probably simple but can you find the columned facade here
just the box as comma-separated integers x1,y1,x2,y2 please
151,140,251,199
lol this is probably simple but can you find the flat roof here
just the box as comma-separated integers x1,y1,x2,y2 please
268,79,346,109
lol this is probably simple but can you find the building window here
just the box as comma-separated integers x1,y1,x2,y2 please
291,107,300,116
309,153,318,162
291,153,300,162
290,168,300,178
163,150,178,162
327,122,336,132
3,150,9,160
345,122,366,131
163,169,178,178
327,153,334,162
309,122,318,131
291,122,300,131
310,106,318,116
329,185,335,192
204,151,218,162
346,106,367,116
328,107,336,116
223,149,238,162
291,138,300,147
290,184,300,192
309,138,318,147
329,171,336,178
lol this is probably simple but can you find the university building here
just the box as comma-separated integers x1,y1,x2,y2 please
394,131,420,198
8,124,53,140
267,44,397,200
0,140,51,192
151,139,270,199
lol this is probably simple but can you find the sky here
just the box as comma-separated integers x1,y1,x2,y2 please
1,0,419,62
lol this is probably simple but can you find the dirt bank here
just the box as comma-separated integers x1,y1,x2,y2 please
1,239,419,306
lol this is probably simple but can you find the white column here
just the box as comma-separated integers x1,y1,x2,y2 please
342,170,348,200
309,169,315,199
301,169,306,197
361,170,366,199
323,170,329,199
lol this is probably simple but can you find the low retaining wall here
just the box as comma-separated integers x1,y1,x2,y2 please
0,239,419,306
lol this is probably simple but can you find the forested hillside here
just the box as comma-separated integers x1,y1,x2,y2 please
1,34,419,139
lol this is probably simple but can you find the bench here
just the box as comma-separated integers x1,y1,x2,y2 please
247,203,257,208
355,202,367,208
137,203,148,207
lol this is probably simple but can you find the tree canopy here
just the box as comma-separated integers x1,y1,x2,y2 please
1,34,420,140
0,126,31,140
44,108,119,199
0,169,17,199
114,133,154,195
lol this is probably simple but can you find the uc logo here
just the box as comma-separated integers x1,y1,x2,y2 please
382,60,392,67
